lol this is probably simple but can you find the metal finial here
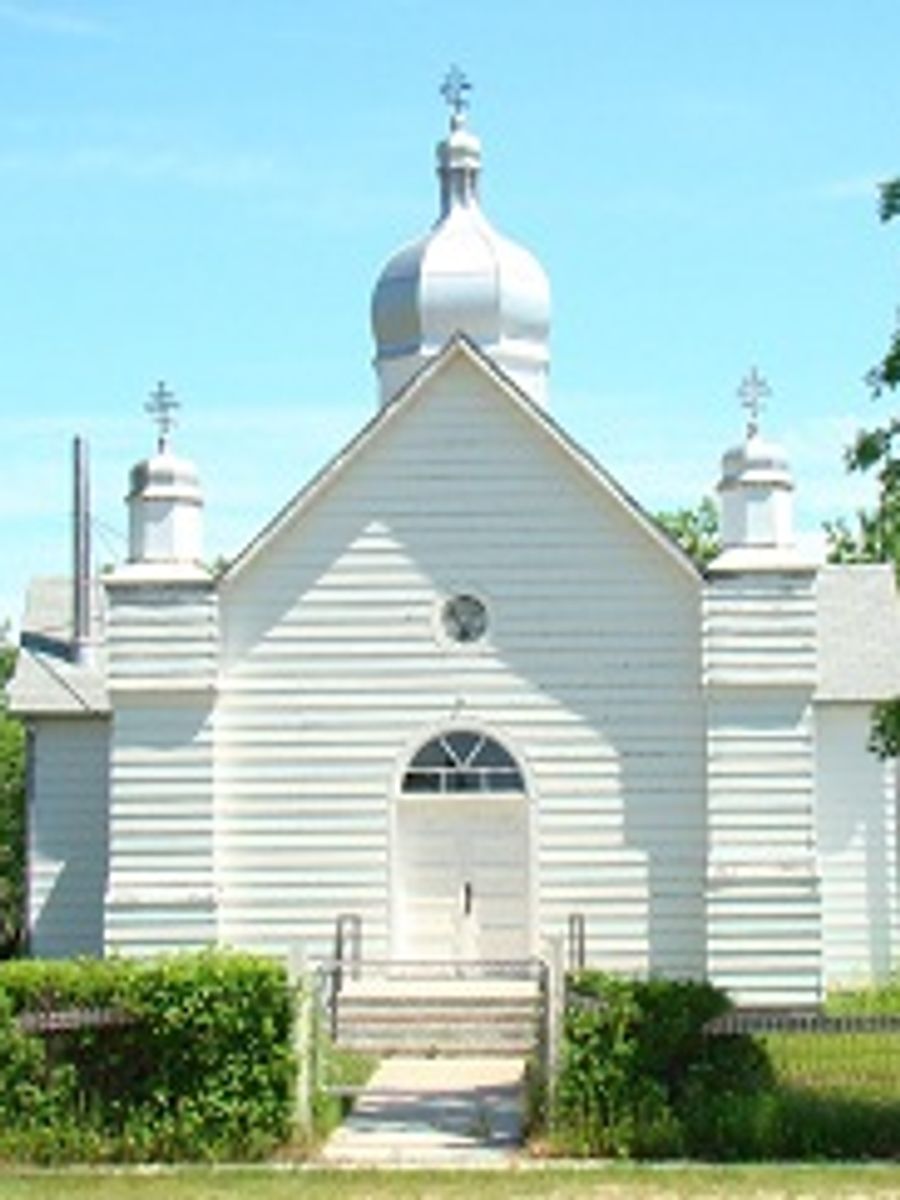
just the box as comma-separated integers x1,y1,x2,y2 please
737,366,771,438
145,380,180,453
440,65,472,121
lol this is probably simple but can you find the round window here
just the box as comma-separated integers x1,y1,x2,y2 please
441,593,488,644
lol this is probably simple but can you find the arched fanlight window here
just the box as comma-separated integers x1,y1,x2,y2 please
402,730,524,794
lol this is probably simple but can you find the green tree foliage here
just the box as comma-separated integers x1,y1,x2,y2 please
826,177,900,757
0,640,25,957
656,496,721,569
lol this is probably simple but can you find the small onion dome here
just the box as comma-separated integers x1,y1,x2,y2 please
127,449,203,564
371,111,551,406
719,433,792,489
128,451,202,504
718,431,795,550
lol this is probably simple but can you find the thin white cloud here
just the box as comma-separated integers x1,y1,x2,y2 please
0,411,130,437
0,1,107,36
0,144,281,189
74,147,280,189
0,124,409,230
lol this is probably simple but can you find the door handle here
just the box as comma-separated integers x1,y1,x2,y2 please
463,881,473,916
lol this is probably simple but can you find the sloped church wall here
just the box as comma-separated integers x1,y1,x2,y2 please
218,357,706,973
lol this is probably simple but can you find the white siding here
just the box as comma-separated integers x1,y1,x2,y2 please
704,571,822,1006
28,717,109,957
219,355,706,972
816,703,900,986
104,579,219,955
105,582,218,688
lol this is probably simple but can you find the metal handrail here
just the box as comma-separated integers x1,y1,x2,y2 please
567,913,586,971
334,913,362,964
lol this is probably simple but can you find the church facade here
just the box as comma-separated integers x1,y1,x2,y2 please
10,95,900,1008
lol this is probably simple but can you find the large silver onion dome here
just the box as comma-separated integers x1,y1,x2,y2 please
371,102,551,406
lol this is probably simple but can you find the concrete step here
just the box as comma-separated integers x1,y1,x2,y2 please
337,1000,539,1019
332,984,542,1057
337,1042,535,1058
335,977,540,1000
337,1024,535,1053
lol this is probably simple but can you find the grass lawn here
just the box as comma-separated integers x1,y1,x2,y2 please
766,1031,900,1099
3,1166,900,1200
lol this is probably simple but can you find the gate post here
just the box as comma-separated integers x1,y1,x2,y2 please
541,934,565,1094
288,942,313,1136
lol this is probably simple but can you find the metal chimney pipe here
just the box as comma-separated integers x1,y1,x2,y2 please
72,436,91,663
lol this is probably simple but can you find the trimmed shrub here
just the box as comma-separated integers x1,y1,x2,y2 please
0,989,77,1121
551,972,900,1160
550,972,771,1158
0,950,296,1162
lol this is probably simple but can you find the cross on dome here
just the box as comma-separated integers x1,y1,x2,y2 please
145,380,180,453
737,366,771,438
440,65,472,125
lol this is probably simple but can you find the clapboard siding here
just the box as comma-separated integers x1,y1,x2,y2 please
106,695,217,955
105,581,218,686
704,567,822,1006
704,574,817,688
218,357,706,970
815,703,900,984
103,579,219,955
29,717,109,957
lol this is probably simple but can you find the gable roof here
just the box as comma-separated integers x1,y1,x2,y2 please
8,578,109,717
817,564,900,701
222,334,700,585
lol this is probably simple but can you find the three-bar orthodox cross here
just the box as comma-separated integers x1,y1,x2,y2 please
145,380,180,453
738,366,770,438
440,65,472,119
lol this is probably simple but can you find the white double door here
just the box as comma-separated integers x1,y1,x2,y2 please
395,796,530,961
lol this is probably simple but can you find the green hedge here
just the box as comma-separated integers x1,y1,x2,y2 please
550,972,771,1158
0,950,296,1163
689,974,900,1160
551,972,900,1160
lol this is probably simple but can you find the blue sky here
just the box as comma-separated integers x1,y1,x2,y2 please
2,0,900,627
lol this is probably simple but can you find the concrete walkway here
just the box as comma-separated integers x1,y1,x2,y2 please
319,1056,527,1165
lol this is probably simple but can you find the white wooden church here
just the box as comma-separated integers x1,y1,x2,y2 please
10,88,900,1008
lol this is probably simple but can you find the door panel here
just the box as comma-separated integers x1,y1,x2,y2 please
396,797,529,960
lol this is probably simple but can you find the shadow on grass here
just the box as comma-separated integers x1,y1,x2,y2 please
687,1085,900,1161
